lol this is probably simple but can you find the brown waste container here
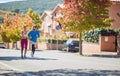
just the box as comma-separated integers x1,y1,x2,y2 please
99,36,116,52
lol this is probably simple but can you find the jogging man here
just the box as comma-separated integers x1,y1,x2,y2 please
28,25,40,57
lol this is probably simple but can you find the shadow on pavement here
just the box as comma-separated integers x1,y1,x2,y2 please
0,69,120,76
0,56,58,61
87,54,120,58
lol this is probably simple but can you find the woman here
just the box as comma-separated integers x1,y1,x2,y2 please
21,25,28,59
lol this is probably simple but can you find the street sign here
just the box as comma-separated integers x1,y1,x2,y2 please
56,23,61,30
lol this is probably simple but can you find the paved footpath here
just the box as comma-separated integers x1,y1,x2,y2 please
0,49,120,76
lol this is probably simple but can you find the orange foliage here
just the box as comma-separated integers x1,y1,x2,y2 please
0,13,34,42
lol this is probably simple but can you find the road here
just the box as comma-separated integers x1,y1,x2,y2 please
0,49,120,76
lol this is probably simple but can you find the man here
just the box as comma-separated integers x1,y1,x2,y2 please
28,25,40,57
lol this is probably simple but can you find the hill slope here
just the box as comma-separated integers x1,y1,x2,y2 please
0,0,63,14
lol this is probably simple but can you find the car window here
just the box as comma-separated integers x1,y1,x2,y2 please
73,41,79,46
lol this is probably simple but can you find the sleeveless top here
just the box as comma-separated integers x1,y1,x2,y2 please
22,31,28,39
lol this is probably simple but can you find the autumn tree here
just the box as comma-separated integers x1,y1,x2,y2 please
57,0,112,55
0,13,34,49
0,14,11,43
27,8,42,29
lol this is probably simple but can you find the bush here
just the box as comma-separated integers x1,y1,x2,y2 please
48,39,67,44
100,28,118,36
83,29,100,43
83,28,119,43
39,38,67,44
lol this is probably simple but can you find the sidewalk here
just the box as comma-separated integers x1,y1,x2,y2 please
85,52,120,58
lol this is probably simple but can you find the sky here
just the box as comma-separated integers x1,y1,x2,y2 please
0,0,120,3
0,0,26,3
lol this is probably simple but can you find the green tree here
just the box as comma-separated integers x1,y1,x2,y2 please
57,0,112,55
12,8,20,14
27,8,42,29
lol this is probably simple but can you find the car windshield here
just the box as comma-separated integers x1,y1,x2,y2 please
73,41,79,46
66,40,79,46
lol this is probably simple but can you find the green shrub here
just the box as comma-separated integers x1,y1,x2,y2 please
48,39,67,44
39,38,67,44
83,28,119,43
83,29,100,43
100,28,118,36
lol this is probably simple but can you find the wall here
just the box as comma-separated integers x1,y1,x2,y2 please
82,42,100,54
109,2,120,29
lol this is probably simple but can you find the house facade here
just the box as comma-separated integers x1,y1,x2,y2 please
41,4,64,37
41,10,52,37
109,1,120,29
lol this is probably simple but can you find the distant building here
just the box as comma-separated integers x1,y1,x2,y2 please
109,1,120,29
41,4,64,37
41,10,52,37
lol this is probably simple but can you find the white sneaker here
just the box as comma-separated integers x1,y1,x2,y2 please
31,52,34,57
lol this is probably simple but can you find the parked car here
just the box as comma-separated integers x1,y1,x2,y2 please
62,39,79,52
0,42,5,48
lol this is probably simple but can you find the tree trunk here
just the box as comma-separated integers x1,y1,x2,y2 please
15,42,18,50
79,33,82,55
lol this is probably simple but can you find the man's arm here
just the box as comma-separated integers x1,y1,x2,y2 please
28,30,31,38
37,30,40,38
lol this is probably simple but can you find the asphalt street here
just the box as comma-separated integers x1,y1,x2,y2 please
0,49,120,76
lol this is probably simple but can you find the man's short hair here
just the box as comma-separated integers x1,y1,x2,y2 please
33,25,37,28
23,25,27,28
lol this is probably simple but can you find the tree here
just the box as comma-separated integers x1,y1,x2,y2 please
27,8,42,29
0,14,11,43
12,8,20,14
57,0,112,55
0,13,34,49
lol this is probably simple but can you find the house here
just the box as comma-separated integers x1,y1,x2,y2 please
41,10,52,37
109,0,120,29
41,4,64,37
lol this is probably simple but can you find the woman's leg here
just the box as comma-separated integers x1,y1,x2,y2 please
21,40,24,59
24,39,28,58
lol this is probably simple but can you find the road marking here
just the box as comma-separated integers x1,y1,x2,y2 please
0,61,33,76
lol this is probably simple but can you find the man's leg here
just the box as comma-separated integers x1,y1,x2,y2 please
31,44,35,57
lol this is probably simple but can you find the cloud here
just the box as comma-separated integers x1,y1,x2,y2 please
0,0,26,3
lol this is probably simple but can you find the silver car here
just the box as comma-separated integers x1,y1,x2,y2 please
62,39,79,52
0,42,5,48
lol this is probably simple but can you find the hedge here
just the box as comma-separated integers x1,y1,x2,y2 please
83,29,100,43
39,38,67,44
83,28,119,43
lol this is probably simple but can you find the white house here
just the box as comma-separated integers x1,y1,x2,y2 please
41,10,52,37
41,4,64,37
